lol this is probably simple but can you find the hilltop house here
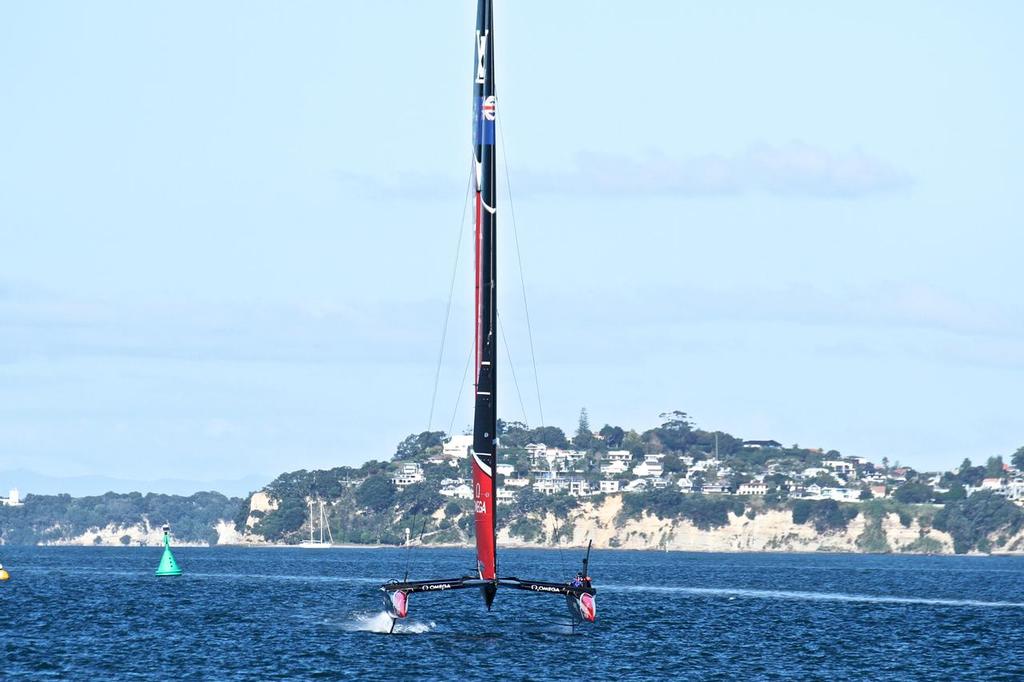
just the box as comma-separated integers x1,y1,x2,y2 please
824,460,856,477
443,435,473,460
736,480,768,496
599,479,621,494
743,440,782,449
392,463,425,488
496,488,517,505
440,482,472,500
601,450,632,475
0,488,22,507
632,454,664,478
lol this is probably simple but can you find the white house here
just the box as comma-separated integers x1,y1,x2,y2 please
737,481,768,496
599,479,621,494
600,460,630,476
440,483,473,500
632,454,664,478
677,478,694,493
503,477,530,488
392,463,425,488
568,478,592,497
702,482,730,494
0,488,22,507
443,435,473,460
743,440,782,449
622,479,648,493
824,460,856,476
496,488,517,505
604,450,632,464
496,463,515,477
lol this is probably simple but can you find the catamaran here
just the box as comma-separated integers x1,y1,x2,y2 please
379,0,596,632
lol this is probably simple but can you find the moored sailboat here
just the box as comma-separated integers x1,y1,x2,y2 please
379,0,596,632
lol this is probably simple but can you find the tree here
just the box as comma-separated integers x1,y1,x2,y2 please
643,411,694,453
599,424,625,449
393,431,446,461
528,426,569,449
355,476,396,512
892,481,933,504
574,408,594,449
881,457,889,471
662,453,684,475
1013,446,1024,471
986,456,1005,478
858,487,873,501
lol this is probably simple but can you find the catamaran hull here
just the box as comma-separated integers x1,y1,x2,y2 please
567,592,596,623
383,589,408,619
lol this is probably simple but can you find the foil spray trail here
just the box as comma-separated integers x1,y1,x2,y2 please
342,611,436,635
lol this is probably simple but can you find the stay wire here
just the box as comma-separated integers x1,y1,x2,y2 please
427,158,475,433
448,343,476,439
497,314,530,426
497,118,545,427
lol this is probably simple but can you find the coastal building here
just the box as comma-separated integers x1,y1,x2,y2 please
0,488,22,507
870,484,888,498
443,434,473,460
503,477,530,488
677,478,694,493
496,463,515,477
568,477,592,497
737,481,768,496
440,483,473,500
496,488,517,505
632,454,664,478
599,479,621,494
601,460,630,475
702,482,731,495
623,479,648,493
824,460,856,476
603,450,632,464
391,463,425,488
743,440,782,449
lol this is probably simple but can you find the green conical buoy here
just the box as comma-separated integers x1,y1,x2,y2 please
155,525,182,577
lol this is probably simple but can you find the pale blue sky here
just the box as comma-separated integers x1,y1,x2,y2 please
1,2,1021,494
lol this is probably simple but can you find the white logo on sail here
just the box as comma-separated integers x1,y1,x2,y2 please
476,30,488,84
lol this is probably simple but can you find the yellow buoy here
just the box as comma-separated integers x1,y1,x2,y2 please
0,568,10,581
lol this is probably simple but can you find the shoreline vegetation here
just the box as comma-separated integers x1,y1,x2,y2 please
3,412,1022,556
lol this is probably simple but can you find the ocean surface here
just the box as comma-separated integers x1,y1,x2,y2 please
1,546,1022,680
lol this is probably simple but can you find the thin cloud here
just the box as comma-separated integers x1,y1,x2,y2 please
337,141,911,199
519,142,912,198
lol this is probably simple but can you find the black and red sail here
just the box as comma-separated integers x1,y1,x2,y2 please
470,0,498,602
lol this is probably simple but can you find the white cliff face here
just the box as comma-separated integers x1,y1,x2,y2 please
239,490,280,542
498,496,956,554
40,518,229,547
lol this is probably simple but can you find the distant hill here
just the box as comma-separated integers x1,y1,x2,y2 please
0,469,268,498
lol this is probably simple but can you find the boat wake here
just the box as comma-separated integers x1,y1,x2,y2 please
605,585,1024,609
342,611,436,634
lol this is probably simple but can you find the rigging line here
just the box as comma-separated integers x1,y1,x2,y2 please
448,343,476,439
427,157,475,433
497,118,545,426
497,314,530,427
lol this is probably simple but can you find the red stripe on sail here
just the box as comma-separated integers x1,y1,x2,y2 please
472,456,496,579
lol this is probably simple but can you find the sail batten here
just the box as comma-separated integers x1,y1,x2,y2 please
471,0,498,588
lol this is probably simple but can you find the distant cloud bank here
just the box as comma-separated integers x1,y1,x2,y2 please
520,142,912,198
338,141,912,200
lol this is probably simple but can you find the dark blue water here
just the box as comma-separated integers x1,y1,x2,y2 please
1,547,1022,680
